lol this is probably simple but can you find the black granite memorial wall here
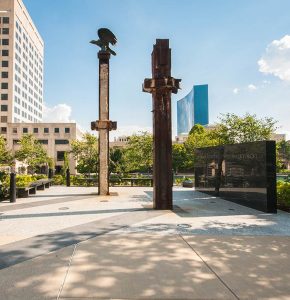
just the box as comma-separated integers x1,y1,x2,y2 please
194,141,277,213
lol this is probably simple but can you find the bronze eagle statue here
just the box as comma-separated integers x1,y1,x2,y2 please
90,28,117,56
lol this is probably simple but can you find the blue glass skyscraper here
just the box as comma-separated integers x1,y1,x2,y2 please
177,84,209,135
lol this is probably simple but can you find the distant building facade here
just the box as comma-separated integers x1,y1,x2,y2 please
109,136,129,148
0,0,44,133
177,84,209,135
0,0,82,173
6,122,82,174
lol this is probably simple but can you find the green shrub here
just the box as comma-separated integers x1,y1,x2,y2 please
277,181,290,206
52,175,65,185
16,175,35,188
35,174,48,180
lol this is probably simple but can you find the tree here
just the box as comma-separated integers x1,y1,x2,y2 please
211,113,277,144
109,147,125,174
184,124,219,170
15,134,49,173
0,135,13,166
276,140,290,171
123,132,153,173
62,152,70,175
172,143,188,173
70,133,98,174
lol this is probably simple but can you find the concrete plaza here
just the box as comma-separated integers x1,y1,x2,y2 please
0,186,290,299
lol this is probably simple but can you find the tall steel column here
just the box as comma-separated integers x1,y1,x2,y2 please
143,39,181,209
90,28,117,195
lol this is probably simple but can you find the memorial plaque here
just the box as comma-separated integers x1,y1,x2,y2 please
195,141,277,213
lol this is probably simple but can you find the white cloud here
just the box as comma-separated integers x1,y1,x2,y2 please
258,35,290,82
42,104,75,123
248,84,257,91
233,88,239,94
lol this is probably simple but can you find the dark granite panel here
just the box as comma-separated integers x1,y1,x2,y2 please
194,141,277,213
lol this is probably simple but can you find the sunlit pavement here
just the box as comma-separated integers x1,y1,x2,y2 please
1,186,290,299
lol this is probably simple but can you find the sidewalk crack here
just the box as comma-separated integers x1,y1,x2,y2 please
56,243,77,300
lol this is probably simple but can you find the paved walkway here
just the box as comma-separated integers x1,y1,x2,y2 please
1,186,290,299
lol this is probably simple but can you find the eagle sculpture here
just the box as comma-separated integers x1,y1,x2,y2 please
90,28,117,56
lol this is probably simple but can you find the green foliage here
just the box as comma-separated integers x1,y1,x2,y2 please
48,157,55,169
61,152,70,176
0,171,10,192
123,132,153,173
15,134,49,172
0,135,13,166
109,147,125,174
277,181,290,206
184,125,219,170
52,175,65,185
276,140,290,171
172,143,188,173
70,133,98,174
35,174,48,180
211,113,277,145
15,175,36,188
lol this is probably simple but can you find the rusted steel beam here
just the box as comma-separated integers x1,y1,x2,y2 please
143,39,181,210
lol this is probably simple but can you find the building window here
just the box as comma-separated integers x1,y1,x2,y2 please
54,128,60,133
2,61,8,68
13,140,19,145
38,140,48,145
1,39,9,46
44,128,49,133
2,28,9,35
1,50,9,56
1,105,8,112
55,139,69,145
23,128,28,133
12,128,17,134
57,151,65,161
0,127,7,134
1,116,8,122
1,72,8,78
1,83,8,89
1,94,8,101
65,127,70,133
3,17,9,24
33,127,38,133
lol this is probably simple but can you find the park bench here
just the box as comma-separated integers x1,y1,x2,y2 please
17,179,53,198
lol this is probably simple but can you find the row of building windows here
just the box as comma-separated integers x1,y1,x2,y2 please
12,139,69,145
0,17,9,24
11,127,71,134
15,21,43,67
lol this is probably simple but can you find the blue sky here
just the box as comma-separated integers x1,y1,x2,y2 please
24,0,290,137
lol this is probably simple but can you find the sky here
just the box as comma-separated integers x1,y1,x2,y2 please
23,0,290,138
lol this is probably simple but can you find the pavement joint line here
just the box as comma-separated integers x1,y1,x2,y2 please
179,234,240,300
57,243,77,300
0,194,98,213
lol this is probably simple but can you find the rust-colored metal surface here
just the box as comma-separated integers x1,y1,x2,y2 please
143,39,181,209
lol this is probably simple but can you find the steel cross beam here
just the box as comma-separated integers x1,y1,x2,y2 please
143,39,181,209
